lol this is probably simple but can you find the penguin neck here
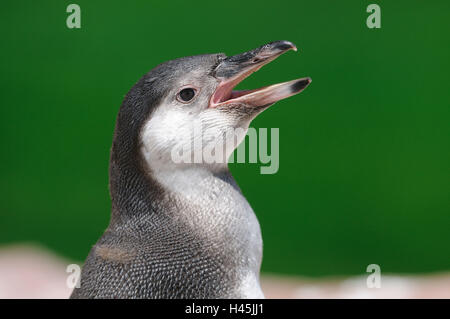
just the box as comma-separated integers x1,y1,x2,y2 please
151,163,239,197
109,144,244,221
109,143,263,297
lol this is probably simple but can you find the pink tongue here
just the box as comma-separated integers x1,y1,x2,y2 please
212,77,311,107
230,90,256,99
213,78,243,103
227,78,310,107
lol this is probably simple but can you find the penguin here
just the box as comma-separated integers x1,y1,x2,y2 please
70,40,311,299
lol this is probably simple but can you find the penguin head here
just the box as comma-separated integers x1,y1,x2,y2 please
116,41,310,172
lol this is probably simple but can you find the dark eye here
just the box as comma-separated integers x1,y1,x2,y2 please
178,88,196,102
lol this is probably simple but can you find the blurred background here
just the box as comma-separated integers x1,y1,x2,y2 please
0,1,449,298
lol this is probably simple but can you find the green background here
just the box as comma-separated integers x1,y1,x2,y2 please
1,1,449,277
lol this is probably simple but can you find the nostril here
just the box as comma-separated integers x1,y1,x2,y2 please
252,58,261,63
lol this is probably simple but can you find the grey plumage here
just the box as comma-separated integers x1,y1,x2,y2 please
71,41,310,299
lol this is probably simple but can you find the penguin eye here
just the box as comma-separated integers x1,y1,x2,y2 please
177,88,196,103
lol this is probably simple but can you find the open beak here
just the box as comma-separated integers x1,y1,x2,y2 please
210,40,311,108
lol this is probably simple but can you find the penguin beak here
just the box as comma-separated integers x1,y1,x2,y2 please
210,40,311,108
